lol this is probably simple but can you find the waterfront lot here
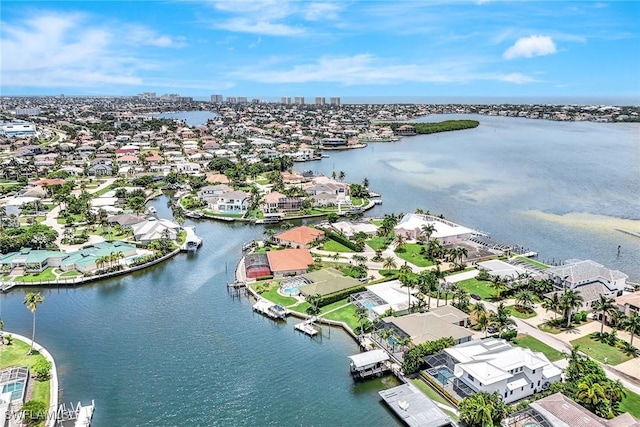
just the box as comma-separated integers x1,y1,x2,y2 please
0,339,51,410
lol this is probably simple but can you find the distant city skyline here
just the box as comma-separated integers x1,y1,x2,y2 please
1,1,639,98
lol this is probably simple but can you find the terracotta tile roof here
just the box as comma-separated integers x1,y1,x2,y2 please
266,249,314,272
275,226,324,245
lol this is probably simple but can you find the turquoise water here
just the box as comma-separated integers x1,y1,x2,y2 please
281,286,300,295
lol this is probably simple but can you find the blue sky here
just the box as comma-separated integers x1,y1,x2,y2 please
1,1,639,98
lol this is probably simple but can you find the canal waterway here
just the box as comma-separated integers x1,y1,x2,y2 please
1,113,638,426
154,110,216,127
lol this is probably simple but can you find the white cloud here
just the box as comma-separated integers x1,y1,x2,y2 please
0,11,182,89
229,54,538,86
304,3,342,21
216,18,304,36
503,35,557,59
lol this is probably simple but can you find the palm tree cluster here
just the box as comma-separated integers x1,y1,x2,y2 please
95,251,125,271
558,347,628,419
471,302,516,338
376,214,399,237
541,289,584,327
459,391,509,427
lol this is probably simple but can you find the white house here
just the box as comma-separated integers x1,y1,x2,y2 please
393,213,475,244
203,190,249,213
441,338,562,404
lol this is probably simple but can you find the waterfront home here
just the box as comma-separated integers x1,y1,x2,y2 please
425,338,562,404
328,221,378,238
303,176,349,201
503,392,640,427
0,249,67,273
262,191,303,214
274,226,324,249
198,184,233,198
59,242,137,272
131,218,180,243
107,213,146,228
393,213,475,244
266,248,314,278
352,280,420,317
547,259,628,298
88,162,114,176
298,268,361,297
477,259,528,280
615,292,640,317
202,190,249,213
376,306,472,347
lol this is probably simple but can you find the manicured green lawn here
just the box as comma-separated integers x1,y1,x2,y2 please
365,237,389,251
513,256,549,269
15,267,56,282
457,278,496,300
322,303,359,330
323,239,354,253
570,336,634,365
512,335,564,361
507,305,537,319
620,389,640,418
0,339,51,410
253,284,298,306
538,322,563,334
59,270,80,278
395,244,434,267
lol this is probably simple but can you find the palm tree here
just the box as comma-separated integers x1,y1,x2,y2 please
592,295,617,335
305,294,322,316
393,234,406,251
417,270,438,309
23,292,45,354
492,302,515,333
399,265,416,313
577,377,607,409
514,290,536,312
459,391,508,427
0,205,6,231
489,275,508,299
382,256,397,274
355,306,369,338
624,312,640,347
420,223,436,241
338,171,346,181
560,289,584,327
541,292,562,321
476,311,491,337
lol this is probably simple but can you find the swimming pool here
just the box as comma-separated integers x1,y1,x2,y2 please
2,380,25,401
428,366,454,386
362,300,376,309
281,286,300,296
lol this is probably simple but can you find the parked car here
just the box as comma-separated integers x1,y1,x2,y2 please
487,326,498,334
470,293,482,301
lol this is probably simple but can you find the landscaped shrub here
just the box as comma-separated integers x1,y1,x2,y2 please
323,230,364,252
31,359,52,380
572,310,588,323
317,285,366,307
402,336,456,374
256,275,274,281
500,328,517,342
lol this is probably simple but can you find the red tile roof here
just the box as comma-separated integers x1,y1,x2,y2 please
266,249,314,272
275,226,324,245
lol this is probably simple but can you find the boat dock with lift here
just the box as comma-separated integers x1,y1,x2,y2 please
253,299,289,320
294,318,319,336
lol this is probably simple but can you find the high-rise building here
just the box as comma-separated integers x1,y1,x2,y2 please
251,98,261,104
137,92,156,99
315,97,325,105
210,94,223,103
226,97,237,104
281,97,291,104
294,97,305,105
237,97,248,103
15,107,41,116
330,97,341,106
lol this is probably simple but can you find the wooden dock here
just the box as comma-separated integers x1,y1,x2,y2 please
294,318,319,336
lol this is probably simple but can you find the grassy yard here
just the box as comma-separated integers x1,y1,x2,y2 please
512,334,564,361
365,237,389,251
15,267,56,282
321,303,359,330
395,243,434,267
513,256,549,269
457,278,496,300
59,270,80,278
323,239,354,253
253,284,298,307
620,389,640,418
0,339,51,411
570,335,634,365
507,305,537,319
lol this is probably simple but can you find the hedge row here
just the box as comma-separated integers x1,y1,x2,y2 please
419,372,460,406
318,285,366,307
324,230,364,252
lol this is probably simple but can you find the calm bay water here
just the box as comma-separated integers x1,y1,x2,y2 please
1,113,638,426
154,111,216,127
300,114,640,280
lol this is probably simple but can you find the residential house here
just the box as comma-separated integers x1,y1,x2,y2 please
266,248,314,278
204,190,249,213
262,191,303,214
393,213,475,244
130,218,181,244
425,338,562,404
274,226,324,249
